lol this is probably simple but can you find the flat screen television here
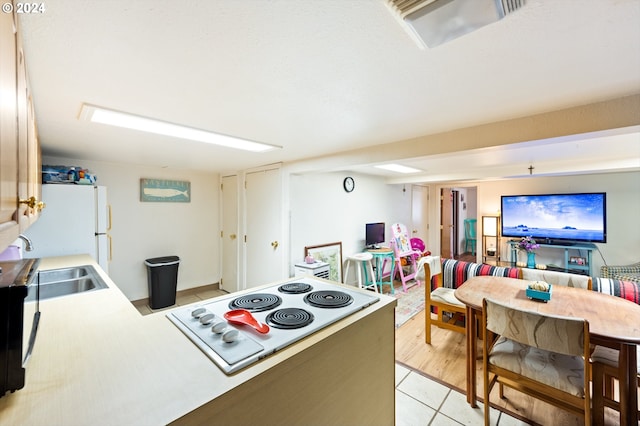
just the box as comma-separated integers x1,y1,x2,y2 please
365,222,385,248
501,192,606,244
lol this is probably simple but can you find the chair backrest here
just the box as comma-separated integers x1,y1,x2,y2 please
484,298,588,357
521,268,592,290
390,223,412,254
416,255,441,283
463,218,477,239
601,261,640,278
435,258,521,290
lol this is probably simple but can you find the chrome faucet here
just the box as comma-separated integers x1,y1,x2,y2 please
18,234,34,252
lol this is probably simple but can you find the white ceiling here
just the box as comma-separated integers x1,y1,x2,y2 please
18,0,640,182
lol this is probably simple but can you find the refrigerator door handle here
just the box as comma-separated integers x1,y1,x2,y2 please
107,205,112,231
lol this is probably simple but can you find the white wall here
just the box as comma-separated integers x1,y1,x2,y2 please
472,171,640,275
37,156,639,298
289,172,411,284
42,156,220,300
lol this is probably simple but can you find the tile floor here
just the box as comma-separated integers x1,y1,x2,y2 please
135,287,527,425
395,363,527,425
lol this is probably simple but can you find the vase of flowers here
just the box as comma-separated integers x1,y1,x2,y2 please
518,236,540,268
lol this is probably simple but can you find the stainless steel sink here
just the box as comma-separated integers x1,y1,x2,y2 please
28,265,108,300
38,265,94,284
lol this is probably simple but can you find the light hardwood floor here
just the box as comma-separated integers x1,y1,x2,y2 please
395,309,627,425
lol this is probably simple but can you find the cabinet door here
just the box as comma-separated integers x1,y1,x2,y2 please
0,8,20,248
16,25,41,230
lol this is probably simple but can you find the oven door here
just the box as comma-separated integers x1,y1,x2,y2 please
22,277,40,366
0,258,39,396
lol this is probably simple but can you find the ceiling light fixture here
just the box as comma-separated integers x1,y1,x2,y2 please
375,164,422,174
79,104,280,153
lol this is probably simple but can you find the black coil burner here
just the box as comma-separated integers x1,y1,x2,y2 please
304,290,354,308
265,308,314,329
278,282,313,294
228,293,282,312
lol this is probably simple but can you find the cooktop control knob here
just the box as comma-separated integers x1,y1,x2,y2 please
191,307,207,318
222,329,239,343
199,313,215,325
211,320,227,334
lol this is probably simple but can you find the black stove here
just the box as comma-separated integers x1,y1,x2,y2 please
278,282,313,294
228,293,282,312
265,308,314,329
304,290,354,308
167,277,379,374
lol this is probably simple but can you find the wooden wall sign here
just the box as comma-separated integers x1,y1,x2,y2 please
140,178,191,202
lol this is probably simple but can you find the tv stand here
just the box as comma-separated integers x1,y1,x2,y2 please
542,239,575,246
507,241,596,276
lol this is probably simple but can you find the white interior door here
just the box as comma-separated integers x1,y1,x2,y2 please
221,175,239,293
245,168,283,288
411,185,429,248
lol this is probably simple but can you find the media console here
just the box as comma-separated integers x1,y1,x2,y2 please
507,241,596,276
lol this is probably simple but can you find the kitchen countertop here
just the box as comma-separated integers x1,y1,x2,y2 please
0,255,396,425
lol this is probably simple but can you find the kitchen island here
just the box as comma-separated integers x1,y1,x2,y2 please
0,255,397,425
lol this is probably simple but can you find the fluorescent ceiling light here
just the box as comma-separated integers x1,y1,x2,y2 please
375,164,422,174
79,104,280,153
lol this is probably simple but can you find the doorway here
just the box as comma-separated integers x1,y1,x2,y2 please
440,186,477,260
440,188,454,259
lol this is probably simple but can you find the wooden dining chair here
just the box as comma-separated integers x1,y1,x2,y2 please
422,261,466,344
423,259,521,344
482,298,591,426
591,345,640,425
421,258,471,345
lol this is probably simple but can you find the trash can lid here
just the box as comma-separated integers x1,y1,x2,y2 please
145,256,180,267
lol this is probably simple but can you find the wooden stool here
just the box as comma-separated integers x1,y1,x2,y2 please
344,252,378,293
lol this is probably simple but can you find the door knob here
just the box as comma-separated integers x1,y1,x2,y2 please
271,241,279,249
19,196,45,211
230,234,237,240
19,196,37,209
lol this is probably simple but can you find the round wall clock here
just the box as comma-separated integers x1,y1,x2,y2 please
343,177,355,193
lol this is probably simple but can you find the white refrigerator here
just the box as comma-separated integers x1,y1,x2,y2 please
24,185,110,273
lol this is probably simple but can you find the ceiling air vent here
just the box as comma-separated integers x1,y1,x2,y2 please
386,0,526,48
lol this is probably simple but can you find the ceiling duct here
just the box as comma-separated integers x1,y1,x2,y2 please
386,0,526,48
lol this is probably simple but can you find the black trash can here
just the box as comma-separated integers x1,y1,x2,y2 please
145,256,180,309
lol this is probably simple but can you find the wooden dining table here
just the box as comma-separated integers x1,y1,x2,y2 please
454,275,640,425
